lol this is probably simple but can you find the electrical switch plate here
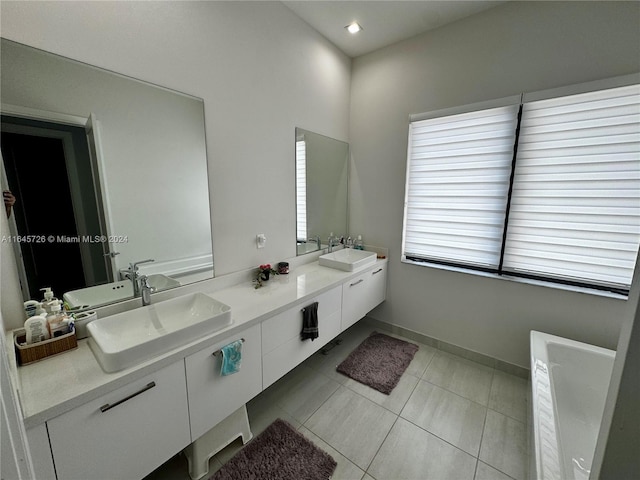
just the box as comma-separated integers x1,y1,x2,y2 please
256,234,266,249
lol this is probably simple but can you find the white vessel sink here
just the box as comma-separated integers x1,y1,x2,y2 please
319,249,377,272
63,274,181,309
88,292,232,372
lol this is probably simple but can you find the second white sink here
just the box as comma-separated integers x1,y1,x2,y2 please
319,248,377,271
88,292,232,372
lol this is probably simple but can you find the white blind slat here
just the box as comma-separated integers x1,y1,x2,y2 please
503,84,640,288
295,140,307,241
403,104,519,268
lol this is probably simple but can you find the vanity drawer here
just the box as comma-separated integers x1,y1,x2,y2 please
341,264,387,331
185,324,262,441
261,286,342,354
47,360,190,480
262,286,342,388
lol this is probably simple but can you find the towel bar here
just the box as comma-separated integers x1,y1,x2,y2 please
212,338,245,356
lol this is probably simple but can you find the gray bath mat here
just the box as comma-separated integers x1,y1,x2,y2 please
337,332,419,394
210,419,336,480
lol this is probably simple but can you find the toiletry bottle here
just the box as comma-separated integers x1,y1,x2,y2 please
40,287,56,303
40,287,57,313
35,302,47,317
46,300,69,337
354,235,364,250
24,315,50,344
24,300,39,318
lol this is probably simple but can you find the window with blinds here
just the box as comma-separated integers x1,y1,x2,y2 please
403,104,519,270
503,84,640,290
295,139,307,241
402,79,640,294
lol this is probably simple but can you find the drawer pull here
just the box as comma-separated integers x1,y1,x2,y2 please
350,279,364,287
212,338,245,356
372,268,383,275
99,382,156,413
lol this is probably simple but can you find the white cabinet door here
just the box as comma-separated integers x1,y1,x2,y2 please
26,424,56,480
262,286,342,388
185,324,262,441
47,361,190,480
366,265,387,312
341,263,387,331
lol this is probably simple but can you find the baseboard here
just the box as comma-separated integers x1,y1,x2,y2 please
363,316,529,379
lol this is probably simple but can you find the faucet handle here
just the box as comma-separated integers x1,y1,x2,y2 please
133,258,154,270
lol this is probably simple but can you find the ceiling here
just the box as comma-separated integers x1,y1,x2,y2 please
282,1,507,58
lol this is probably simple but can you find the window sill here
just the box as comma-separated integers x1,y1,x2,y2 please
401,257,629,301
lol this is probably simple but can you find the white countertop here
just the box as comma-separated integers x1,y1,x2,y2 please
9,257,387,428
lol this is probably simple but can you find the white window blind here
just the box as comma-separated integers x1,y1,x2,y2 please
403,104,520,269
503,84,640,289
295,139,307,241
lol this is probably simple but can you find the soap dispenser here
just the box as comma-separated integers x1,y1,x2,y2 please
354,235,364,250
40,287,54,302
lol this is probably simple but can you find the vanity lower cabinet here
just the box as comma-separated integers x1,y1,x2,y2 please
28,261,387,479
47,360,191,480
185,323,262,441
262,286,342,388
341,264,387,331
26,424,57,480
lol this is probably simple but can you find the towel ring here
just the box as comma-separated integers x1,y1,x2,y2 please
212,338,245,356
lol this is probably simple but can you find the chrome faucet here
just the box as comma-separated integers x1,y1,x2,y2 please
308,236,321,250
139,275,154,306
327,233,339,253
122,259,154,297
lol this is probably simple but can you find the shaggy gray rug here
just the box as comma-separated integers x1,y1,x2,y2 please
337,332,419,394
210,419,337,480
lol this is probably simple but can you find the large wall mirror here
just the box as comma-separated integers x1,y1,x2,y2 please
1,38,213,309
295,127,348,255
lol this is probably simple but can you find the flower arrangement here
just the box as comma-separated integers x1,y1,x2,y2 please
254,263,279,288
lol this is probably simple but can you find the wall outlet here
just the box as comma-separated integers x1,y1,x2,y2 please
256,233,266,249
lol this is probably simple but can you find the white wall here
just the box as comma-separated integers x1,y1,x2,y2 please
350,1,640,367
0,0,351,278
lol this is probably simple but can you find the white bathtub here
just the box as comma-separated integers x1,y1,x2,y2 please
530,331,615,480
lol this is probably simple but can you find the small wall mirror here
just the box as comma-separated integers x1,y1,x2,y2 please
1,38,213,309
295,127,349,255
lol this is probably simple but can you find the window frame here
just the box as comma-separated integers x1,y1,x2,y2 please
402,73,640,296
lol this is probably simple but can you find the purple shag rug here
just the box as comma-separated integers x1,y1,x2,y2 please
337,332,419,395
210,419,337,480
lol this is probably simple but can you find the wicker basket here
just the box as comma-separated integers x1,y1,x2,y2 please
14,326,78,366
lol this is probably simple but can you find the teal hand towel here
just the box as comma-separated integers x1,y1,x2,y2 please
220,340,243,376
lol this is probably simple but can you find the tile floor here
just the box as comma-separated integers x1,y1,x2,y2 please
145,321,530,480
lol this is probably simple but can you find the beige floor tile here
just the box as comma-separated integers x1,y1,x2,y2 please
423,351,494,405
246,391,302,435
368,417,477,480
404,342,438,378
401,380,487,456
479,410,528,480
488,370,529,423
475,461,516,480
304,386,397,470
343,371,419,414
298,427,366,480
261,363,341,423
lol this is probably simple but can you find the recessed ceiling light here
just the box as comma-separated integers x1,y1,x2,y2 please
345,22,363,34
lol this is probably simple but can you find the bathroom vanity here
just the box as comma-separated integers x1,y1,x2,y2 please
9,255,387,480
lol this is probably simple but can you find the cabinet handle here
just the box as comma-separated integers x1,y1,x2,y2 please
99,382,156,413
350,279,364,287
372,268,383,275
